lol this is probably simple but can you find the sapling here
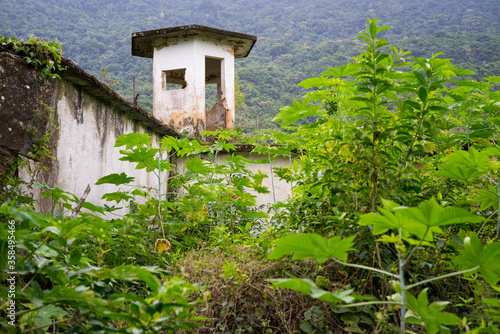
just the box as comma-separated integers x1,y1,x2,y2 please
267,198,499,333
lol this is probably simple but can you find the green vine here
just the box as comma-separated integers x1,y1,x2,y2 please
0,102,56,203
27,102,56,169
0,34,65,82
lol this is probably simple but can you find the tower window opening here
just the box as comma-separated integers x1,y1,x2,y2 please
205,57,227,131
163,69,186,90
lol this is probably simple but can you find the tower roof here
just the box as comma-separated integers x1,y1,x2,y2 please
132,25,257,59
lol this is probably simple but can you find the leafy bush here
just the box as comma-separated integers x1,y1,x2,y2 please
0,202,204,333
266,18,500,333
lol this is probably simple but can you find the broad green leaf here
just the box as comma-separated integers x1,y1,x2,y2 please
185,157,212,174
34,183,78,204
455,68,475,75
95,265,162,294
399,198,485,229
95,173,135,186
436,165,486,180
406,289,461,334
369,19,377,38
299,76,332,89
160,136,180,152
474,186,499,211
81,202,105,215
485,76,500,84
115,132,151,149
268,233,355,263
273,99,322,127
436,148,489,180
34,305,68,329
269,278,354,304
322,64,357,78
454,233,500,286
418,87,427,103
359,200,427,238
69,251,83,265
101,191,133,204
360,199,484,241
119,147,159,169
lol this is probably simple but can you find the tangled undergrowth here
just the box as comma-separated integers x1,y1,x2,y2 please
177,244,372,333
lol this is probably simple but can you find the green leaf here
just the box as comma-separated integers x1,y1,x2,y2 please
268,233,356,263
185,157,212,174
400,198,485,229
406,289,461,334
436,165,486,180
269,278,354,304
119,147,159,169
299,76,331,89
413,71,427,86
34,305,68,329
436,148,490,180
160,136,180,152
34,183,78,204
369,18,378,39
418,87,427,103
81,202,106,215
95,265,163,294
474,186,499,211
455,68,475,75
101,191,134,204
96,173,135,186
322,64,357,78
115,132,151,149
273,99,322,127
359,199,484,241
359,199,427,238
454,233,500,286
69,251,83,266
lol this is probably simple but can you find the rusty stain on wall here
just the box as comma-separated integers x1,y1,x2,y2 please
206,98,229,131
164,109,205,136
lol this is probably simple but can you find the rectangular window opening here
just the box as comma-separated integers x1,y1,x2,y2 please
205,57,227,131
205,57,222,110
163,69,186,91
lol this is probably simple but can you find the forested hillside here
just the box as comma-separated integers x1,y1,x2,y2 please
1,0,498,131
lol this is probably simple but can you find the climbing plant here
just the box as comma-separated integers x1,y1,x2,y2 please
0,34,65,81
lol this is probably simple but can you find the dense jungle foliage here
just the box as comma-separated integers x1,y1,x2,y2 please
0,0,499,132
1,18,500,333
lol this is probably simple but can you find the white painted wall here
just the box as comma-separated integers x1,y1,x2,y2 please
20,79,168,216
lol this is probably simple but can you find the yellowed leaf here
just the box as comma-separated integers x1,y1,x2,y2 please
154,238,172,253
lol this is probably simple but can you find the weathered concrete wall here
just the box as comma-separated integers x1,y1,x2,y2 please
0,49,174,215
0,50,56,175
35,79,164,214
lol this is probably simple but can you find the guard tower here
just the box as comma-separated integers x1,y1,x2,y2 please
131,25,256,136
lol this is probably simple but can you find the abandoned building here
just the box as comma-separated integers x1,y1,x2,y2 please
0,25,292,214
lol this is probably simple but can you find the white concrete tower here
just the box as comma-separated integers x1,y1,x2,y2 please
131,25,256,136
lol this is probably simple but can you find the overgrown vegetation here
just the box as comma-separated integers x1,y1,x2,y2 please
1,19,500,333
0,34,64,82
